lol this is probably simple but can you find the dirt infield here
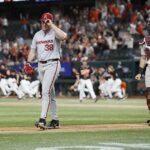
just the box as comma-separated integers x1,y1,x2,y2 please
59,104,147,109
0,124,149,134
0,102,147,109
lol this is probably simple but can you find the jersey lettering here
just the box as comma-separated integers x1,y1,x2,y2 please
36,40,53,44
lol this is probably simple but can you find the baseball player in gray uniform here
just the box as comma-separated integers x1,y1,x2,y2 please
135,36,150,126
26,12,67,129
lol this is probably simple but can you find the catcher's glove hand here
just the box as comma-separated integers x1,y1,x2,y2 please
23,63,34,75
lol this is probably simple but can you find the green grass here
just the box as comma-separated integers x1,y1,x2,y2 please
0,129,150,150
0,98,149,127
0,97,150,150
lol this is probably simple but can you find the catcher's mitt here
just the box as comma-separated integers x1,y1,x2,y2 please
24,63,34,75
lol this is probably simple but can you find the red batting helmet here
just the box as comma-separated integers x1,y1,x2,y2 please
40,12,54,22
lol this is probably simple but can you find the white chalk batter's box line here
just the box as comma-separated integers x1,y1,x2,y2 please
35,143,150,150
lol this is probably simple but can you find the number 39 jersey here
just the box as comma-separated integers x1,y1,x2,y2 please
31,29,61,61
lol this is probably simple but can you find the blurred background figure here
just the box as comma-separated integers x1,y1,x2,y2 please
0,0,149,99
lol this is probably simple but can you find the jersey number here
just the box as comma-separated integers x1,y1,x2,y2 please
45,44,54,51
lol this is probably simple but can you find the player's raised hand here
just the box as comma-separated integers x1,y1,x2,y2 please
135,73,142,80
45,19,53,27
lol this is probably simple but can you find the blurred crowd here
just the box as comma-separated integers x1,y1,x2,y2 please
0,0,149,98
0,0,150,65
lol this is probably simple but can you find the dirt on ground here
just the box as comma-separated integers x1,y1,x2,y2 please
0,124,149,134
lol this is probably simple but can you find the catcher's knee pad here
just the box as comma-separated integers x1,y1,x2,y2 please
145,87,150,111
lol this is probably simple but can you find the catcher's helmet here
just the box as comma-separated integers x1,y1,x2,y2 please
40,12,54,22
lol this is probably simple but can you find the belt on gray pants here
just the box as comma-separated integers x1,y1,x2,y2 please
39,59,59,64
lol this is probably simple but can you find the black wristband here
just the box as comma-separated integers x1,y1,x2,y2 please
138,67,144,74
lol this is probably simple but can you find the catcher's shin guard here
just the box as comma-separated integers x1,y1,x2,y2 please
145,87,150,112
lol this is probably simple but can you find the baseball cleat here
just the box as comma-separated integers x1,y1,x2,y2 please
147,120,150,126
38,123,47,130
47,120,60,129
35,118,46,130
79,100,83,103
35,121,39,128
121,94,128,100
94,97,98,103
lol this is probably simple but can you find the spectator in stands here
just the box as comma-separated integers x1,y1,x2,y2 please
2,1,150,63
2,16,8,30
137,21,144,36
20,13,29,38
9,42,18,63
